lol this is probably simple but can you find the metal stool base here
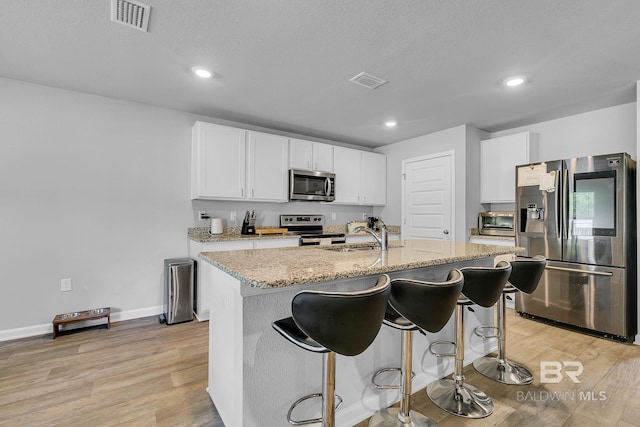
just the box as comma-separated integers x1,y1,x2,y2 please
473,356,534,385
368,407,437,427
426,379,494,419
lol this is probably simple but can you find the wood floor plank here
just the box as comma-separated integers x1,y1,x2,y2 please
2,310,640,427
355,310,640,427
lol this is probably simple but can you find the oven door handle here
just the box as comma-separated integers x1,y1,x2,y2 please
545,265,613,276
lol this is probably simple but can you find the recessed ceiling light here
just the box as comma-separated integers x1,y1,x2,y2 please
384,120,397,128
192,66,213,79
503,76,526,87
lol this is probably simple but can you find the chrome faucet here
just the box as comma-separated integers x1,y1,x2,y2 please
354,218,388,251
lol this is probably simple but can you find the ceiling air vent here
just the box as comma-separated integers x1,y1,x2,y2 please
111,0,151,32
349,72,388,90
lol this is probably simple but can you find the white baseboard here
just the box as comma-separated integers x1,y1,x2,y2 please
0,305,164,342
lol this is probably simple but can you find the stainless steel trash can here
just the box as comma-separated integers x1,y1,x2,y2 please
163,258,194,325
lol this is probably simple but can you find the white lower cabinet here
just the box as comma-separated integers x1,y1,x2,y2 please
188,237,299,320
345,234,401,244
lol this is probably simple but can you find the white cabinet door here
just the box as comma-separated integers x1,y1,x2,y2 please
290,139,334,172
334,147,386,205
191,122,246,200
480,132,536,203
248,132,289,202
333,146,362,204
289,138,313,170
254,238,300,249
313,143,334,172
361,152,386,205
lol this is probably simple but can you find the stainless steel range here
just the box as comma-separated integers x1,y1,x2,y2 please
280,214,346,246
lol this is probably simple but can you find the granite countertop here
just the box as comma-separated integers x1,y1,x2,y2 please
199,239,523,289
188,225,402,243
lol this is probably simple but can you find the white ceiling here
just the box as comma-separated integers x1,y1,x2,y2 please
1,0,639,148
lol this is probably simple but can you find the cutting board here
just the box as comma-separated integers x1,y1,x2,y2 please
255,228,289,236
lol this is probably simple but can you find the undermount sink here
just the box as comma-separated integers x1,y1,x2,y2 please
322,243,403,252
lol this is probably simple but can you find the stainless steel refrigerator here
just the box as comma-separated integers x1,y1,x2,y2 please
515,152,636,340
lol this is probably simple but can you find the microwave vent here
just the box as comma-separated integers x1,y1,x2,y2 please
349,72,388,90
111,0,151,32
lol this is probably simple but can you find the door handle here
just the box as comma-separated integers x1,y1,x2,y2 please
443,230,449,235
545,265,613,276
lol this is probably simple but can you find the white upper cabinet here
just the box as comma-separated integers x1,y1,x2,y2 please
312,143,334,172
191,122,246,200
334,146,362,204
191,122,288,202
192,121,384,204
480,132,538,203
361,151,386,205
333,147,386,206
247,132,289,202
289,138,334,172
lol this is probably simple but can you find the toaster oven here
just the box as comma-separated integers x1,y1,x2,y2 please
478,212,515,236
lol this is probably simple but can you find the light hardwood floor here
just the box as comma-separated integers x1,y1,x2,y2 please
0,317,221,427
1,311,639,427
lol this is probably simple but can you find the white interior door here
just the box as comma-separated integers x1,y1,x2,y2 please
402,152,454,241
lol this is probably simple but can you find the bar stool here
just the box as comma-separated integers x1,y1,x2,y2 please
369,270,464,427
473,256,546,385
272,274,391,427
426,261,511,419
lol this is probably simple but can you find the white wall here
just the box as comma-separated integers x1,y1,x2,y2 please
374,125,488,241
0,77,372,337
490,103,636,161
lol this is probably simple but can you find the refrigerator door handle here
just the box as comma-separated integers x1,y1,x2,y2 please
555,169,561,239
562,168,569,239
545,265,613,276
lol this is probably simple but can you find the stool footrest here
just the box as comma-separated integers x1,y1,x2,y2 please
473,325,499,339
287,392,343,426
371,367,415,390
429,340,456,358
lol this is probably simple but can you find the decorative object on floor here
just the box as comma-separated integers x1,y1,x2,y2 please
52,307,111,339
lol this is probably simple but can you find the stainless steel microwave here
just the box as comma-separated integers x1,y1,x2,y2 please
289,169,335,201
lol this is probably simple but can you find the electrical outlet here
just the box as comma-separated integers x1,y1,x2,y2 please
331,212,336,220
61,278,72,292
198,211,207,221
230,211,237,222
362,213,368,220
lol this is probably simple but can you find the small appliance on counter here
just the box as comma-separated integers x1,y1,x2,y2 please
478,212,515,236
210,218,223,235
241,210,256,235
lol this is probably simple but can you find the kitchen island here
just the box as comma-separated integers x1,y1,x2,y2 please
199,240,522,427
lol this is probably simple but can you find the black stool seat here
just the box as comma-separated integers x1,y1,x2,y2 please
426,261,511,419
272,317,329,353
273,274,391,426
473,256,547,385
369,270,464,427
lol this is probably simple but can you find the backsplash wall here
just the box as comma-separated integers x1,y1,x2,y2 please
191,199,375,229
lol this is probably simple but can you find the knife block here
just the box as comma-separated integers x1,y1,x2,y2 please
241,221,255,235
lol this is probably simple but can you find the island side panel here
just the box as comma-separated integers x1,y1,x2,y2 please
206,264,245,427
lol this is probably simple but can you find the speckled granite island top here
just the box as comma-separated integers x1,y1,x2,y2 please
199,239,523,289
